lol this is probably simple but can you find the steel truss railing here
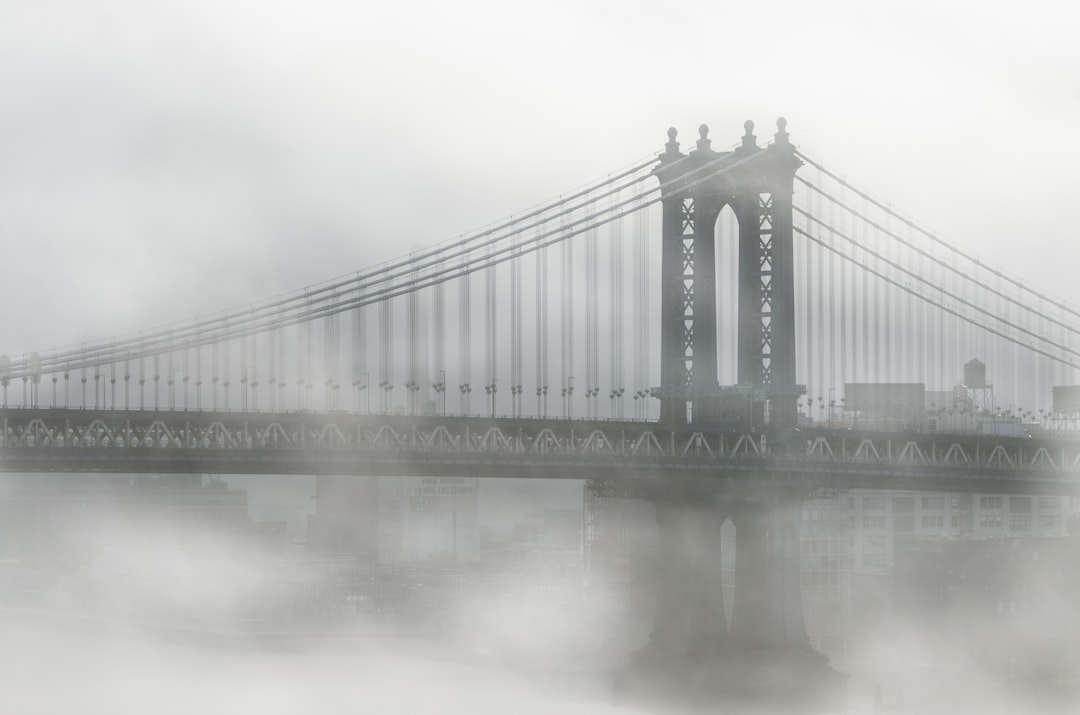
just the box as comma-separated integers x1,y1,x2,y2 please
2,410,1079,489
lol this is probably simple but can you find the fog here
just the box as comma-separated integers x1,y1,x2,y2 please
0,624,616,715
2,1,1079,353
2,474,1079,714
4,1,1080,713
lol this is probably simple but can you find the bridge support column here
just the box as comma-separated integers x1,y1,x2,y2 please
730,493,808,650
648,493,728,659
616,483,845,713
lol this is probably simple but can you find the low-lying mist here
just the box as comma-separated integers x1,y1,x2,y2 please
2,480,1080,715
0,498,621,714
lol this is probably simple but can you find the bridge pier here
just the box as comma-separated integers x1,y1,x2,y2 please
648,489,728,660
615,481,845,713
730,493,808,650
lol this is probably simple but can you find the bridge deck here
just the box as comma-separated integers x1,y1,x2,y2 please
2,409,1079,494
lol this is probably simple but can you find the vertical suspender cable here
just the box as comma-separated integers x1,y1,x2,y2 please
829,179,840,402
861,196,870,384
407,277,417,414
910,223,920,386
212,340,220,411
181,347,188,411
511,237,522,417
298,319,306,411
278,325,286,409
353,283,367,413
805,174,815,401
536,227,548,417
459,262,471,415
610,191,624,419
815,176,825,407
1035,296,1045,411
325,303,335,411
838,180,848,399
433,281,444,415
873,203,885,382
304,314,313,411
223,337,231,411
882,210,892,383
951,243,960,388
167,349,174,410
381,280,392,413
562,210,574,418
486,248,496,417
250,317,258,412
1012,281,1020,411
634,198,645,418
195,340,202,410
643,198,652,419
586,209,598,419
244,321,252,412
269,327,277,412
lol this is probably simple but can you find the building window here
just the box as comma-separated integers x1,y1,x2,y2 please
863,516,886,529
1009,496,1032,513
863,496,886,510
893,497,914,514
865,534,887,548
1039,515,1062,529
922,496,944,510
862,553,887,569
922,515,944,529
1039,496,1061,510
894,515,915,532
979,515,1003,529
1009,515,1032,531
980,496,1003,509
951,515,960,528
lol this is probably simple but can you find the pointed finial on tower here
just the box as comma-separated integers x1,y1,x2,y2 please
741,120,757,149
774,116,790,146
665,126,680,155
696,124,711,152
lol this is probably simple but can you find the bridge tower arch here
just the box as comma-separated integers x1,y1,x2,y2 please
654,119,803,431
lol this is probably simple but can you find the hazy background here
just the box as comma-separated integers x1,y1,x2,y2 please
2,0,1078,354
2,1,1080,713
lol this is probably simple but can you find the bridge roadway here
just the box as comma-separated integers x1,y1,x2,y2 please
1,408,1078,494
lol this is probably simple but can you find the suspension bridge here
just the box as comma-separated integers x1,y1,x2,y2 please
1,118,1077,490
3,118,1079,707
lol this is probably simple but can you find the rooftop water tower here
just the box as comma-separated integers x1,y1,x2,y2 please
962,358,993,412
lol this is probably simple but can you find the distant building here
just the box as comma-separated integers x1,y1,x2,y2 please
893,534,1080,681
308,475,479,563
307,475,380,559
582,480,660,651
797,487,1077,665
0,473,250,562
848,490,1074,576
801,493,851,659
380,476,479,563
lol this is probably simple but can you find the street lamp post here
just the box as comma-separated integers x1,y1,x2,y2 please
358,372,369,414
485,378,498,418
432,369,446,415
459,383,472,415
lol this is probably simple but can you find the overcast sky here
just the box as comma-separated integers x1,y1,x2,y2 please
1,0,1078,355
